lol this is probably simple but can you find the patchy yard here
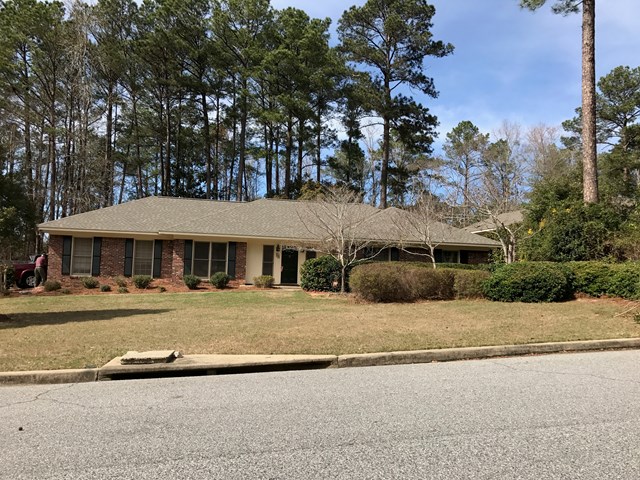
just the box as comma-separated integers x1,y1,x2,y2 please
1,290,639,372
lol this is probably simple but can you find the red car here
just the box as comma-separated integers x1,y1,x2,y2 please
12,260,37,288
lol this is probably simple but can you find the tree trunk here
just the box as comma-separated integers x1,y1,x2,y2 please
285,115,293,198
582,0,598,204
201,91,212,199
237,81,248,201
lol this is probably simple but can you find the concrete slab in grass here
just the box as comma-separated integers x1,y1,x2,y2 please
99,354,338,380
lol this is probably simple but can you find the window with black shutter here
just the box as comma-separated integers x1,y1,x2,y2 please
262,245,274,276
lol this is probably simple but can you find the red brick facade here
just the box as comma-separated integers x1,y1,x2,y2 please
48,235,247,284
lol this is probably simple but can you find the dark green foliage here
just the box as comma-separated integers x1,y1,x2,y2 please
453,270,491,299
132,275,152,289
0,174,36,259
300,256,343,292
82,277,99,289
183,274,200,290
483,262,575,303
100,284,112,292
210,272,231,289
113,276,128,288
43,280,61,292
253,275,274,288
523,201,626,261
117,286,129,294
568,261,640,299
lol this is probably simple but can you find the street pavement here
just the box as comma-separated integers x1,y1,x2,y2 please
2,350,640,479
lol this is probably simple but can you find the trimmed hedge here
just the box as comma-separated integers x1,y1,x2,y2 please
483,262,575,303
183,274,200,290
568,261,640,299
132,275,152,289
300,256,343,292
350,264,490,303
81,277,99,289
453,270,491,299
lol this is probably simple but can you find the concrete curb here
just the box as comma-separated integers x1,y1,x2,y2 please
0,368,98,386
2,338,640,386
336,338,640,368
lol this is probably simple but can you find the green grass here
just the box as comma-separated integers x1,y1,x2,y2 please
1,290,638,372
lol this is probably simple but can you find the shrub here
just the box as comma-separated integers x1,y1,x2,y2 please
350,263,415,303
607,263,640,299
61,288,71,295
483,262,574,303
409,268,455,300
113,276,128,288
117,286,129,294
132,275,152,289
300,256,343,292
568,261,613,297
100,284,112,292
158,286,166,293
452,269,491,299
81,277,99,289
43,280,61,292
183,274,200,290
253,275,274,289
210,272,231,289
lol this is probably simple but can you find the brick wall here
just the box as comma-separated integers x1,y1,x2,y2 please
171,239,186,281
235,242,247,283
160,240,174,279
100,237,126,277
467,250,490,265
48,235,63,279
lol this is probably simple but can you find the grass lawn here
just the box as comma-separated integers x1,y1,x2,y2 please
1,290,639,372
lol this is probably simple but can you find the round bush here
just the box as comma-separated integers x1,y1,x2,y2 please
82,277,99,289
117,286,129,294
132,275,152,289
210,272,231,289
253,275,274,288
483,262,575,303
183,274,201,290
607,263,640,299
113,276,128,288
409,268,455,300
100,284,112,292
43,280,62,292
300,256,343,292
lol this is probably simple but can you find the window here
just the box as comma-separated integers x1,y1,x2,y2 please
191,241,228,278
263,245,274,276
71,238,93,276
193,242,210,277
211,243,227,274
442,250,459,263
133,240,154,276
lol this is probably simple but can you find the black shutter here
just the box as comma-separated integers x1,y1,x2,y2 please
390,247,400,262
227,242,236,279
262,245,274,276
92,237,102,276
434,249,443,263
183,240,193,275
460,250,469,264
61,236,72,275
124,238,134,277
153,240,163,278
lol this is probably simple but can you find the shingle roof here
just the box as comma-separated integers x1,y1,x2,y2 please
39,196,499,247
464,210,524,234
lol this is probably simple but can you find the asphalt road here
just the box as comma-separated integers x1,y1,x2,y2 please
2,350,640,479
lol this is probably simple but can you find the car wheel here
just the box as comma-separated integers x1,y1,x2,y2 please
23,273,36,288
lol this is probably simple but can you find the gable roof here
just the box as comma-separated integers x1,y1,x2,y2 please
464,210,525,234
39,196,499,247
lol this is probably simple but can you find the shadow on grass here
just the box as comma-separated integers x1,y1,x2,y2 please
0,309,173,329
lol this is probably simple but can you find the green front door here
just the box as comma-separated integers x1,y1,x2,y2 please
281,249,299,284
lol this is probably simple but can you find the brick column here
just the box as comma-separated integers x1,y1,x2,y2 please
47,235,63,278
235,242,247,283
172,239,185,283
160,240,174,279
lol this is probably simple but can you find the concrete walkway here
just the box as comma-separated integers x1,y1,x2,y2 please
2,337,640,386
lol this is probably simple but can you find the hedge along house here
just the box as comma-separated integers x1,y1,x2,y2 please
38,197,500,286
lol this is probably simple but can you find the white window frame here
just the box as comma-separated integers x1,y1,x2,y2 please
191,241,228,278
133,240,154,277
71,237,94,276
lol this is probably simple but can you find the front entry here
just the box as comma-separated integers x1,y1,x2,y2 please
281,249,299,284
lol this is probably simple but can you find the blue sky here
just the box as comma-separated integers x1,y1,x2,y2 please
271,0,640,144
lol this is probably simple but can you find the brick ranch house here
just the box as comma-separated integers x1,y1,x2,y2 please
38,197,500,286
